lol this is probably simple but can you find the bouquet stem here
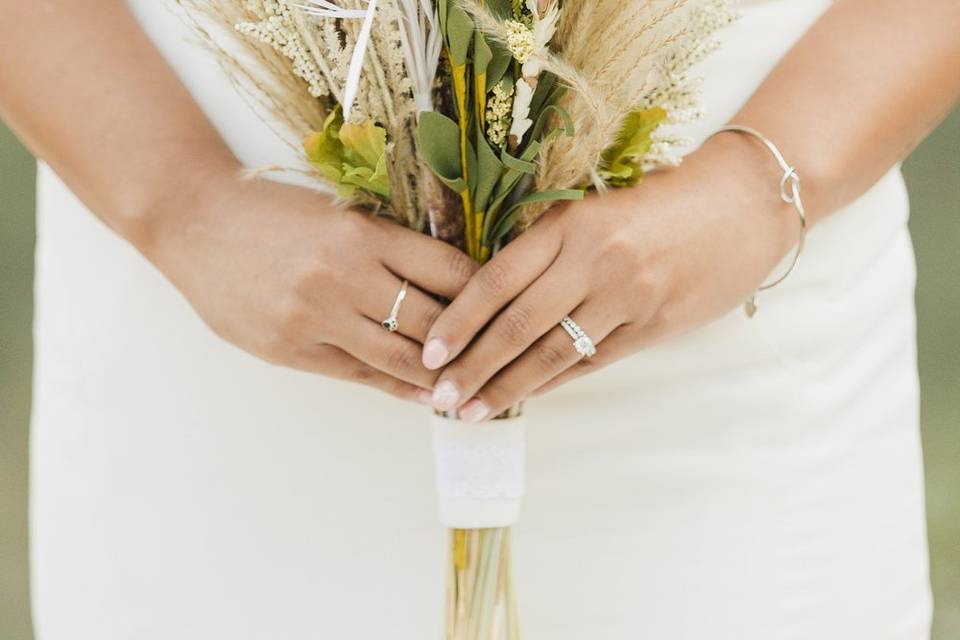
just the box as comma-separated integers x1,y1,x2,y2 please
435,405,524,640
445,528,520,640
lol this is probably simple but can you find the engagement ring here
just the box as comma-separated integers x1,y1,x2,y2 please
560,316,597,358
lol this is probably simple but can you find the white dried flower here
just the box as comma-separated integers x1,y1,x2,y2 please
521,0,559,77
509,78,535,143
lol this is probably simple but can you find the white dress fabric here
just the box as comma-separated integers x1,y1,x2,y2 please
30,0,933,638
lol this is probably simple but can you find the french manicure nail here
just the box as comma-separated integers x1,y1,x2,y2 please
432,379,460,411
459,399,490,424
422,338,450,370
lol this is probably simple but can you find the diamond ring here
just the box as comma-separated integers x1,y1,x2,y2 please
382,280,408,333
560,315,597,358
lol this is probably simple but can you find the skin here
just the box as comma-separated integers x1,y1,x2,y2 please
0,0,479,404
423,0,960,422
0,1,957,417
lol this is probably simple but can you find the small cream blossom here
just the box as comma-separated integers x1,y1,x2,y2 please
486,81,515,145
505,20,537,63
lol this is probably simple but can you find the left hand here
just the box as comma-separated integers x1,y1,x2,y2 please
420,134,803,422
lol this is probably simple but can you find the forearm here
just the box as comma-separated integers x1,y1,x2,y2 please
0,0,240,249
724,0,960,223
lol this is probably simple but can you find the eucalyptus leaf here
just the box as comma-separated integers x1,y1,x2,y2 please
485,41,513,92
474,31,493,76
418,111,467,193
446,6,474,66
474,130,504,212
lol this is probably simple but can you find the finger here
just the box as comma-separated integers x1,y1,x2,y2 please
532,324,636,396
379,221,479,300
421,221,564,370
360,271,445,344
291,343,433,405
457,306,620,422
335,318,441,389
429,262,587,412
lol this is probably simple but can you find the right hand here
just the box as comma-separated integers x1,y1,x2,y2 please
142,172,478,403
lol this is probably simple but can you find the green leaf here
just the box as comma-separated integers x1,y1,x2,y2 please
418,110,468,193
530,103,575,146
304,107,391,200
446,6,474,66
474,129,504,212
485,41,513,92
500,149,536,174
488,189,585,244
598,107,668,187
473,31,493,76
485,0,514,18
528,72,559,118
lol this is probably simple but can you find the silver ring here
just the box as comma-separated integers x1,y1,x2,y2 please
382,280,408,332
560,315,597,358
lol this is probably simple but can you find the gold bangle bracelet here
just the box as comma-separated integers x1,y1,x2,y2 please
706,124,808,318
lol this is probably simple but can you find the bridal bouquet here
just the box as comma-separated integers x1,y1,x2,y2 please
178,0,734,636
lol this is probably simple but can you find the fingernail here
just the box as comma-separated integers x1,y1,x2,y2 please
432,379,460,411
422,338,450,370
415,389,434,406
459,399,490,424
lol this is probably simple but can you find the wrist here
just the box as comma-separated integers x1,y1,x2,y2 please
691,131,805,267
127,153,243,264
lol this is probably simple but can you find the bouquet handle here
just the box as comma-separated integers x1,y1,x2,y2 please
431,414,527,529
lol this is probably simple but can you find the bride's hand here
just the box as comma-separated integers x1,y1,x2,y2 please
143,172,477,403
421,135,803,421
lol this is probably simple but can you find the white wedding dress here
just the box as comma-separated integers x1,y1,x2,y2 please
30,0,933,638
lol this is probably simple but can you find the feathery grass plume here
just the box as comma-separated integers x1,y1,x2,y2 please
526,0,737,223
175,0,329,148
458,0,736,227
177,0,428,228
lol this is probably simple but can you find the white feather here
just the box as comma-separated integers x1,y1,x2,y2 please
292,0,368,18
396,0,443,112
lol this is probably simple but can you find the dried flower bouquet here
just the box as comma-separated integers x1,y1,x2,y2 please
176,0,735,636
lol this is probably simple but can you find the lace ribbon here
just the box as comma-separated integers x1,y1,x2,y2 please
431,415,527,501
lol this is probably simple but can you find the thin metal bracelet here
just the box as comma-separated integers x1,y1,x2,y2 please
706,124,808,317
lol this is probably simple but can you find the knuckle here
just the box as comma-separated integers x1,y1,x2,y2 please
275,294,311,339
419,303,444,337
389,379,414,400
533,341,570,373
479,381,509,407
499,306,533,347
351,365,377,383
478,261,509,296
446,251,478,288
386,342,419,374
260,331,296,365
599,231,643,275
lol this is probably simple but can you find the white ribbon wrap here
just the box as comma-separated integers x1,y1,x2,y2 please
431,415,527,529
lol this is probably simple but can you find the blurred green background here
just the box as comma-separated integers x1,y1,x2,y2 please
1,110,958,637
